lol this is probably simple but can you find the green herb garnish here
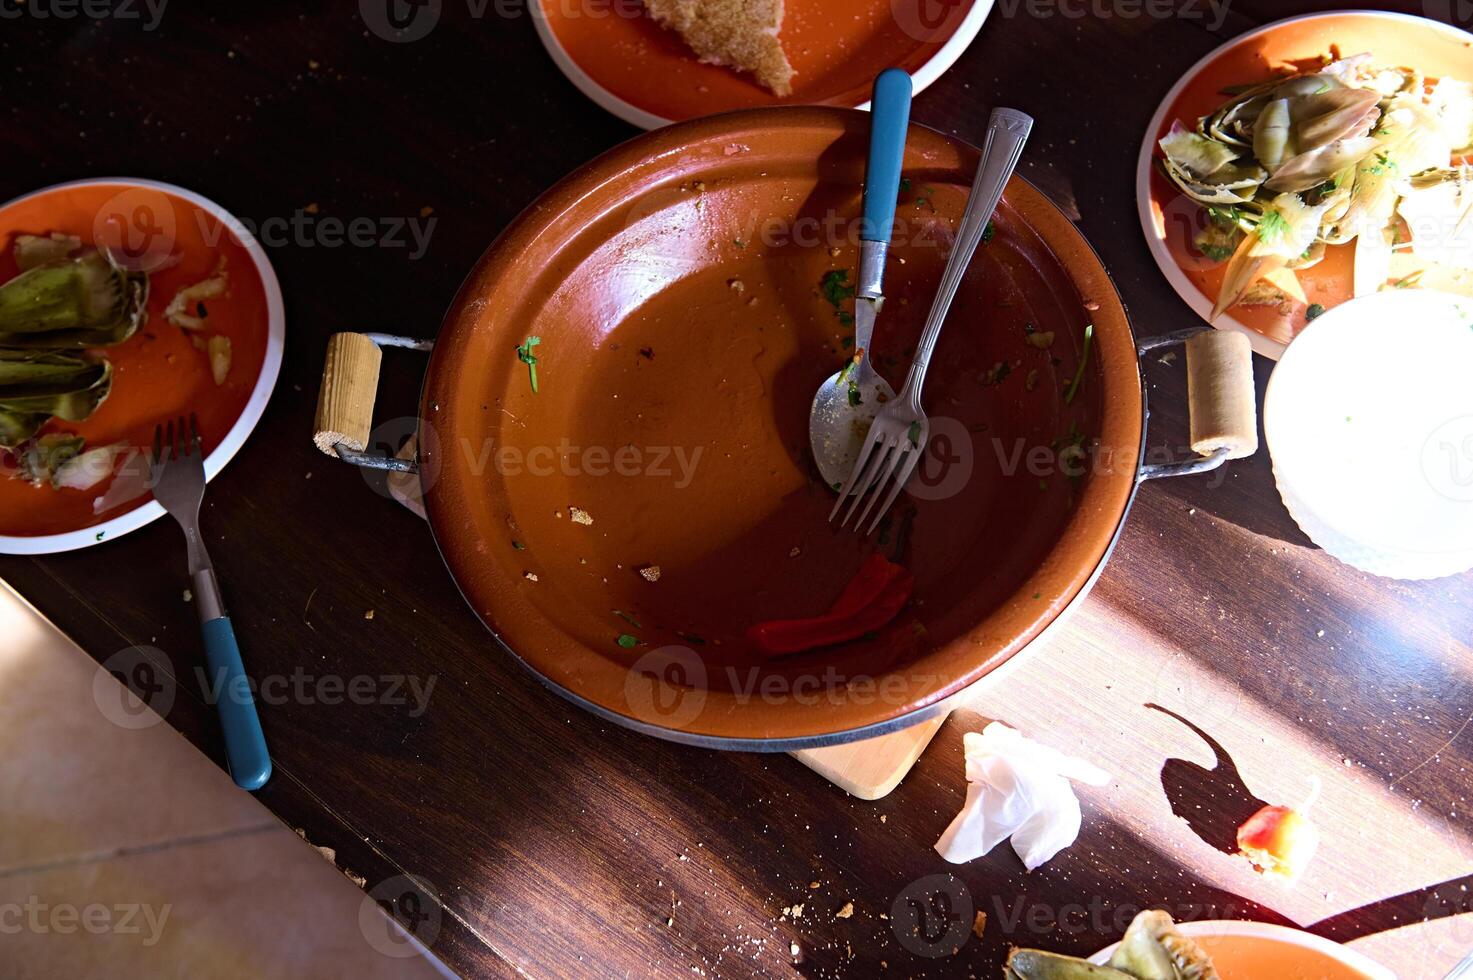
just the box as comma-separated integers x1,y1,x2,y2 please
616,634,639,649
1063,323,1094,406
1305,303,1326,321
820,269,856,308
982,220,996,243
847,380,861,406
1256,210,1289,245
614,610,642,628
516,335,541,394
907,421,921,446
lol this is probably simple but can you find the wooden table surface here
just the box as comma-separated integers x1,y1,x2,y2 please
5,2,1472,977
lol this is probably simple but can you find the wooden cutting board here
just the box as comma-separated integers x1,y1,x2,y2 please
789,712,950,800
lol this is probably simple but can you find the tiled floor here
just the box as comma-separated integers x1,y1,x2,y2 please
0,583,453,979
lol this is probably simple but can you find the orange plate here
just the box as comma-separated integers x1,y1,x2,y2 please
418,107,1144,747
0,180,277,545
1137,11,1473,359
533,0,984,128
1092,922,1392,980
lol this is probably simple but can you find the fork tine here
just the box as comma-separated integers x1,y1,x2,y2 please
828,424,885,521
176,416,189,458
853,444,909,531
865,447,923,534
838,439,893,527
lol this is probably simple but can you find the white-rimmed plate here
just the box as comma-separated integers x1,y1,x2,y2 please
532,0,995,130
1090,919,1395,979
1136,10,1473,360
0,178,284,554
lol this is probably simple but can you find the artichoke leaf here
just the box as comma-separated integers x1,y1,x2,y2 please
1265,136,1379,194
0,352,112,430
1108,911,1219,980
0,249,148,348
0,409,48,449
1004,949,1138,980
1160,123,1239,180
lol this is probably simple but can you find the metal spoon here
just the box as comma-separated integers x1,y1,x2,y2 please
809,68,912,489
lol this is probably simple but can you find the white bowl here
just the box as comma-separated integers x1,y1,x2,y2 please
1264,290,1473,580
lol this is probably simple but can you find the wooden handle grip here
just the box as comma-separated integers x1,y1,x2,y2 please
1186,330,1258,460
313,333,382,457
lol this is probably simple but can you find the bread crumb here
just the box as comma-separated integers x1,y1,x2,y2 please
364,609,375,620
570,506,593,526
835,901,854,919
788,547,801,558
973,910,987,938
304,202,320,214
879,814,887,823
639,565,661,582
790,942,800,958
809,881,820,889
524,572,539,582
183,588,193,603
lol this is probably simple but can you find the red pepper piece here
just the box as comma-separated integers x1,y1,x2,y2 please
747,554,915,656
1236,804,1319,879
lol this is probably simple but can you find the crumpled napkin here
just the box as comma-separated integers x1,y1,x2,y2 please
934,722,1110,870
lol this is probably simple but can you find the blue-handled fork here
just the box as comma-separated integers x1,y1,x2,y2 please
150,414,272,791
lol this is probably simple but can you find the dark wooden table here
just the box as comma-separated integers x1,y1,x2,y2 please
5,2,1472,976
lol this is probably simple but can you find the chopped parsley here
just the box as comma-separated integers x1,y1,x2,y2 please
516,336,542,394
1063,323,1094,406
614,610,642,628
982,220,996,243
512,540,525,550
1256,210,1289,246
674,631,706,646
907,421,921,447
847,379,861,406
616,634,639,649
820,269,856,308
1305,303,1326,321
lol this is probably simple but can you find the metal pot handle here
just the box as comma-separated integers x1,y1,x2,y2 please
1136,327,1258,482
312,332,433,472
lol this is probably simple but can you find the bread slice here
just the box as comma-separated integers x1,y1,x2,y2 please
642,0,794,96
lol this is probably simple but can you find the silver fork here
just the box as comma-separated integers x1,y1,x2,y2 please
830,107,1034,533
151,414,272,790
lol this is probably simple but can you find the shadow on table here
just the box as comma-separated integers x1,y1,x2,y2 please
1148,704,1473,951
1147,703,1268,855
